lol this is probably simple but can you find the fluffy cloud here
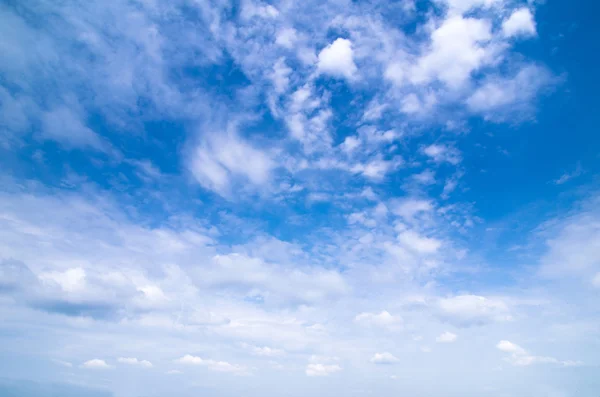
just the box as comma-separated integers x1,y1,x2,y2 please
496,341,581,367
438,295,512,326
0,0,588,395
398,231,442,254
305,363,342,376
391,198,434,220
437,0,502,14
370,352,400,364
539,201,600,282
409,16,494,88
81,359,112,369
436,332,458,343
117,357,153,368
467,65,552,118
354,311,402,329
317,38,357,80
190,131,275,197
175,355,246,374
422,144,461,165
502,8,537,38
242,344,286,357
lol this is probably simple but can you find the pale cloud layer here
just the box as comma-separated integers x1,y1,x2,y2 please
0,0,596,396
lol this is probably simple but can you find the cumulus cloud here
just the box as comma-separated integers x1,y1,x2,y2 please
409,15,494,88
175,355,246,374
438,295,512,326
398,231,442,254
354,311,402,329
437,0,502,14
117,357,153,368
496,341,581,367
370,352,400,364
391,198,434,220
467,65,553,118
81,359,112,369
242,343,286,357
0,0,582,395
436,332,458,343
190,131,275,197
502,8,537,38
422,144,461,165
305,363,342,376
317,38,357,80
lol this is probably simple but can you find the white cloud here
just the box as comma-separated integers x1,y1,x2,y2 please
496,341,581,367
496,340,526,354
305,363,342,376
355,311,402,328
242,343,285,357
370,352,400,364
241,2,279,19
422,144,461,165
412,170,436,185
82,359,112,369
409,16,494,88
391,198,434,220
539,205,600,282
275,28,297,49
41,106,108,152
503,8,536,38
175,355,246,374
437,0,502,14
398,231,442,254
271,58,292,94
467,65,552,117
351,157,401,181
39,268,86,293
438,295,512,326
400,92,437,115
317,38,357,80
360,187,378,201
190,131,275,197
436,331,458,343
117,357,153,368
204,253,348,304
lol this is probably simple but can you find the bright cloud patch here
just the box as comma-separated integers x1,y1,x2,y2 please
117,357,153,368
503,8,537,38
370,352,400,364
496,341,581,367
81,359,112,369
438,295,512,326
0,0,593,396
305,363,342,376
317,38,357,80
190,131,275,197
354,311,402,328
175,355,246,374
436,332,458,343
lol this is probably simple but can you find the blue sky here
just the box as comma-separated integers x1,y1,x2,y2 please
1,0,599,396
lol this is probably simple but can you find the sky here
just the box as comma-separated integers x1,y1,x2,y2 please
0,0,599,396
